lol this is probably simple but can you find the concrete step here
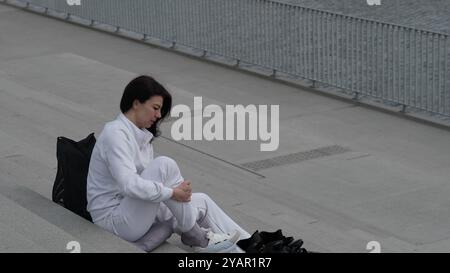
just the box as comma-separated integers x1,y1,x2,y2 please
0,188,101,252
0,177,184,252
0,220,48,253
0,183,141,252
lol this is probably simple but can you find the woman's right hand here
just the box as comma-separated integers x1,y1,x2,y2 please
171,180,192,202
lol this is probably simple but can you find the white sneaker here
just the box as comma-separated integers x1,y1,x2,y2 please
192,230,241,253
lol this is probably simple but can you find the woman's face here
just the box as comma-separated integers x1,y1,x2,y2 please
133,95,163,129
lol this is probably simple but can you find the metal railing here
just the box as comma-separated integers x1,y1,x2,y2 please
5,0,450,116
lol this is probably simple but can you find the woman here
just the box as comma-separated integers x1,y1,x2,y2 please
86,75,250,252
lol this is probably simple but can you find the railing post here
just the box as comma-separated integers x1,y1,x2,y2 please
400,104,407,113
271,69,277,78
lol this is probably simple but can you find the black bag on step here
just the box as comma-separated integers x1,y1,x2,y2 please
52,133,95,222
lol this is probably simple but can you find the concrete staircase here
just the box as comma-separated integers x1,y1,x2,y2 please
0,53,184,252
4,3,450,253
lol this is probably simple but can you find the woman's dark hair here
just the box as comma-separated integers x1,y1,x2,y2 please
120,75,172,138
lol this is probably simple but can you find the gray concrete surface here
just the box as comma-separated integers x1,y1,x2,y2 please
2,3,450,253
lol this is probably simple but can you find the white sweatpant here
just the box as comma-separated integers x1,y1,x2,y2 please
95,156,250,249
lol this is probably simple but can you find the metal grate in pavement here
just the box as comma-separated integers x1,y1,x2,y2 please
241,145,351,171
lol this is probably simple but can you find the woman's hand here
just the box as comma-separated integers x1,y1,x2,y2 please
171,180,192,202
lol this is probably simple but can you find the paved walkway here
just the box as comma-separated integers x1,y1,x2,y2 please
2,3,450,252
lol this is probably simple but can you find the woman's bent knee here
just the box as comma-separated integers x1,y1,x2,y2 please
144,156,179,176
153,156,177,168
141,156,182,184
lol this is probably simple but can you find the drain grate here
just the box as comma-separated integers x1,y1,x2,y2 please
241,145,351,171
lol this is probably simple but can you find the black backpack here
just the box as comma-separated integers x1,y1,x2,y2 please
52,133,96,222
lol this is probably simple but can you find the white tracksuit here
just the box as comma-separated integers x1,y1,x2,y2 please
86,113,250,250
